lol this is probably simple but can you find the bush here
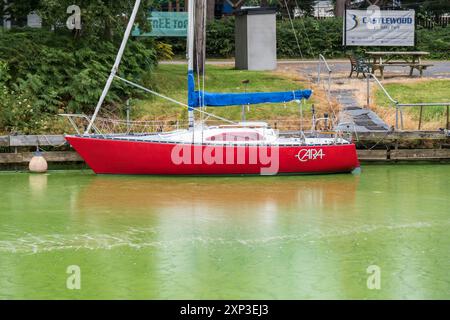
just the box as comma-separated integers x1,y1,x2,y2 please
416,27,450,60
277,17,344,58
0,28,158,133
207,18,235,58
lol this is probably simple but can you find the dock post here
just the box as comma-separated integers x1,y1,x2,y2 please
126,99,131,132
395,105,399,130
418,105,423,130
400,107,404,130
317,60,321,84
366,76,370,108
447,106,449,130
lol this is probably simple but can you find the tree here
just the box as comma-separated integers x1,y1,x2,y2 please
2,0,153,40
334,0,351,17
1,0,40,25
332,0,449,16
45,0,153,40
207,0,215,21
402,0,449,16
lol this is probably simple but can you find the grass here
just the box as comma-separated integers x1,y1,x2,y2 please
133,64,318,125
374,79,450,128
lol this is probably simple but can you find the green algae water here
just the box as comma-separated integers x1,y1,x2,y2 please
0,165,449,299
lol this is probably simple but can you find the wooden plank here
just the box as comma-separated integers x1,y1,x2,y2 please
0,153,24,164
281,131,449,141
0,136,9,147
356,131,449,141
22,152,83,162
0,151,83,164
9,135,66,147
366,51,430,55
382,63,433,67
357,150,388,160
391,149,450,160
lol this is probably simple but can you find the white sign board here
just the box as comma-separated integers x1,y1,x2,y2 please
345,9,415,46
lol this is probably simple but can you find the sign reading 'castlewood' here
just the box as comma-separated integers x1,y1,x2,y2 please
345,9,415,46
132,11,188,37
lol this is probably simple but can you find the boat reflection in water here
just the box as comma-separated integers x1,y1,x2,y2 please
70,174,367,299
76,175,359,216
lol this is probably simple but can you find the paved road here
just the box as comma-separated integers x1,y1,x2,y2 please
162,59,450,79
280,60,450,80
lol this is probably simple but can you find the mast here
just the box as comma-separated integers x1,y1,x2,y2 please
187,0,195,128
85,0,142,135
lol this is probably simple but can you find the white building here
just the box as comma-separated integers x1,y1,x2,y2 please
26,12,42,28
313,0,334,18
2,2,42,29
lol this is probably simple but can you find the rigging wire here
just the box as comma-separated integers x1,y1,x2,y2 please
115,75,238,125
293,0,314,57
283,0,339,127
201,0,207,142
282,0,304,59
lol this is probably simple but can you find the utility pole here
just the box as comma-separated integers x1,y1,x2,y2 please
194,0,206,75
335,0,351,17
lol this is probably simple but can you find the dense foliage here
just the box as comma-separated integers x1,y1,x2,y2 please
0,29,158,134
277,17,344,58
1,0,153,39
0,0,161,134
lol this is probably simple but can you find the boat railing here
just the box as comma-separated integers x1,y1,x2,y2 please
366,74,450,130
61,114,317,135
60,114,352,142
60,114,102,135
60,114,189,135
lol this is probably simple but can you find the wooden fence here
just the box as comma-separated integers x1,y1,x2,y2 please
417,16,450,29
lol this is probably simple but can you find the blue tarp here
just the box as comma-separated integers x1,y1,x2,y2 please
187,70,312,109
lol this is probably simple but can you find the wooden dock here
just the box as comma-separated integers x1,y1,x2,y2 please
0,135,83,166
0,132,449,167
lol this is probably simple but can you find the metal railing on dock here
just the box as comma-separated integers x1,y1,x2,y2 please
397,103,450,131
317,54,332,96
366,73,450,130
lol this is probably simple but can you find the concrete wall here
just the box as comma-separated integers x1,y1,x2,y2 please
235,12,277,71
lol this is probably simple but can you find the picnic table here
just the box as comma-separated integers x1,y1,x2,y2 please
366,51,433,80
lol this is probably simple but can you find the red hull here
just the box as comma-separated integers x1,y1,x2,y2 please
66,136,360,175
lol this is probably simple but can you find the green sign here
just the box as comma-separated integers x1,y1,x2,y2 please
133,11,188,37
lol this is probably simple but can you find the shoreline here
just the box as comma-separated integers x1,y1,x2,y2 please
1,131,449,170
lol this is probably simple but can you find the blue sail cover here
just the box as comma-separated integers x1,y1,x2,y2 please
187,70,312,109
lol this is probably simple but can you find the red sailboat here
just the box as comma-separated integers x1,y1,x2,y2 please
65,0,360,176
